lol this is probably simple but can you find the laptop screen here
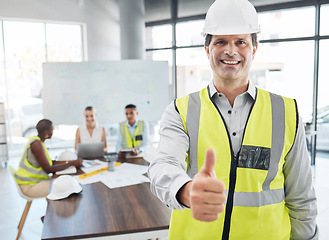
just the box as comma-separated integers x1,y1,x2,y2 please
77,142,105,159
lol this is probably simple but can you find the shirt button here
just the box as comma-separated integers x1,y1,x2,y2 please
232,132,236,136
228,110,232,114
218,94,222,97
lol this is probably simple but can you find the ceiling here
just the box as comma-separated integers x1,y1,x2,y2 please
144,0,308,22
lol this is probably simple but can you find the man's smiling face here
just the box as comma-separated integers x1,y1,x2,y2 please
205,34,257,83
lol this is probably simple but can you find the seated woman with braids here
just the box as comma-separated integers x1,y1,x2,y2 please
14,119,83,198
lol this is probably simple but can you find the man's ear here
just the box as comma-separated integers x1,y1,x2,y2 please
205,45,210,59
252,44,258,59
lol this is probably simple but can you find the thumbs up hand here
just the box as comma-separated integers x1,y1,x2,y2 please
198,148,218,179
177,149,226,222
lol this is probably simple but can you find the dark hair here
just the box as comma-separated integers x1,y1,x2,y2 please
205,34,212,47
125,104,136,110
36,119,53,135
85,106,94,111
205,33,258,47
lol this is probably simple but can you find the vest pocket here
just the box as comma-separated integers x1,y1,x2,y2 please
238,145,270,170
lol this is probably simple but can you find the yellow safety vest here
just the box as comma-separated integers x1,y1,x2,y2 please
119,120,144,148
171,87,297,240
15,136,53,185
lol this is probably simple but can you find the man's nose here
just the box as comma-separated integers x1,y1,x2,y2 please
223,43,238,56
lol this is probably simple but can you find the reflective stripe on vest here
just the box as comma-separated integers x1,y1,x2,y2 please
15,136,52,185
120,120,144,148
170,87,297,240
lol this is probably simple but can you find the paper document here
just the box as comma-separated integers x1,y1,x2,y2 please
115,162,148,175
101,171,149,189
76,162,150,188
56,166,77,175
100,163,149,189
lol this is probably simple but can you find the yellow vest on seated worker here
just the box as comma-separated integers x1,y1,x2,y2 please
75,106,107,152
116,104,149,157
14,119,83,198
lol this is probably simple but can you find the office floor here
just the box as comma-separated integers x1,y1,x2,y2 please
1,152,329,240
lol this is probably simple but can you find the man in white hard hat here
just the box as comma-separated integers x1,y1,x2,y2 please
148,0,318,239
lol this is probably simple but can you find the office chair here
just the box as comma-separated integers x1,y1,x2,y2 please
9,165,41,240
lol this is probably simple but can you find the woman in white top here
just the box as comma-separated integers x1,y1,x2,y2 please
74,106,107,151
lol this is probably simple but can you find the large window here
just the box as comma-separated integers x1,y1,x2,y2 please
3,21,46,99
0,20,84,150
145,25,173,98
145,25,172,49
176,20,204,47
176,47,210,98
318,40,329,109
253,41,314,119
258,7,315,40
320,4,329,35
0,23,5,102
316,40,329,151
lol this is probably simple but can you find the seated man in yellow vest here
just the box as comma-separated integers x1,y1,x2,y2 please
148,0,318,239
116,104,149,158
15,119,83,198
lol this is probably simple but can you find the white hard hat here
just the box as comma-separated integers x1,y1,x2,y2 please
58,150,77,161
47,175,82,200
202,0,260,36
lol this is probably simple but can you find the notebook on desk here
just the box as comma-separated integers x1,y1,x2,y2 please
77,142,105,159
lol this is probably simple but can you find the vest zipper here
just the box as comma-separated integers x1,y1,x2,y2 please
221,152,239,240
207,86,258,239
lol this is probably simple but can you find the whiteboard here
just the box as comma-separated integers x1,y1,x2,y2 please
42,60,170,125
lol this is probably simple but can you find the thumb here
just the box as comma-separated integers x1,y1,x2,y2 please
200,148,217,178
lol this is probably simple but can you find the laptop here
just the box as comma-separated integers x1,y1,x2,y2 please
77,142,105,159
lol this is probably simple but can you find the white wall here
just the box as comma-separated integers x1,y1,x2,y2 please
0,0,120,61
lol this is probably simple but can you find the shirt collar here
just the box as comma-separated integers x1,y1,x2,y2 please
126,120,138,128
209,80,256,100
